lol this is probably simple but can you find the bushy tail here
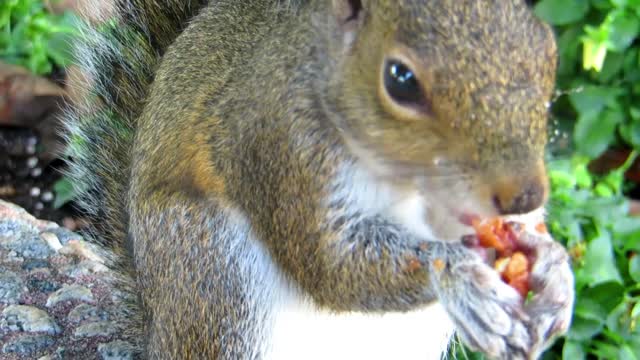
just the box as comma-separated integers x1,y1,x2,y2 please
62,0,210,346
65,0,210,251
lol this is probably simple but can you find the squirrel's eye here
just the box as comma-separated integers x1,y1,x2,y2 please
384,60,422,104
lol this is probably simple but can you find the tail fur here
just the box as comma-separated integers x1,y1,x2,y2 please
62,0,210,349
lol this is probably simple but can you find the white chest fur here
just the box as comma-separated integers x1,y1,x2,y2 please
267,297,454,360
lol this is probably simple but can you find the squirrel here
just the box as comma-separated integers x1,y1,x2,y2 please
63,0,575,359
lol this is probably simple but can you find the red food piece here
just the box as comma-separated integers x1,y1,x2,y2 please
508,272,530,298
471,218,517,257
471,218,532,297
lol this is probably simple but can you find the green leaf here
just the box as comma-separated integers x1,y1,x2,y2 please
595,51,625,82
612,215,640,250
569,85,623,115
534,0,590,25
574,282,625,322
0,1,80,76
574,160,594,189
610,0,628,7
583,37,608,71
557,25,585,76
575,229,622,287
52,178,76,209
562,340,587,359
622,233,640,252
606,301,639,337
603,328,626,345
630,253,640,282
592,340,625,359
593,0,614,9
574,109,623,158
550,169,577,189
620,122,640,147
619,345,638,360
607,10,640,51
47,31,75,67
591,340,620,359
632,302,640,318
567,315,604,341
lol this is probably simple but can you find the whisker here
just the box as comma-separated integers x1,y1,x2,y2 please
551,85,584,104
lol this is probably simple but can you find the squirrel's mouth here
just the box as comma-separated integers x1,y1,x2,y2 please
457,209,549,242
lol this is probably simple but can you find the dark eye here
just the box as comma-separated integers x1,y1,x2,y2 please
384,60,422,104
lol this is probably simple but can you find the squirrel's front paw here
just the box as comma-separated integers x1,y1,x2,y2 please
430,249,532,359
516,230,575,359
426,237,574,360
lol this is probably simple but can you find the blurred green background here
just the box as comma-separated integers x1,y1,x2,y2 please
1,0,76,75
2,0,639,359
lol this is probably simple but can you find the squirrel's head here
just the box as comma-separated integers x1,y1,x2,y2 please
322,0,557,229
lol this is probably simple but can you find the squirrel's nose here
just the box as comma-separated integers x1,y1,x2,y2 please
492,178,547,215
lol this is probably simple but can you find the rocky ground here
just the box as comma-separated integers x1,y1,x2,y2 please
0,200,136,360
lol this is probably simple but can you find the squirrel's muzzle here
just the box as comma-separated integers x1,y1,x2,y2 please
490,162,548,215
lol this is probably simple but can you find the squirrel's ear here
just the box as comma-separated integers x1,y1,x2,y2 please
332,0,363,25
332,0,364,45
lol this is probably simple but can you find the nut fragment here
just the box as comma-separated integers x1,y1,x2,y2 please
471,217,532,298
471,217,515,254
504,252,528,279
535,222,548,234
494,257,510,274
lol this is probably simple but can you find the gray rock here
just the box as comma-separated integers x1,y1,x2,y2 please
68,303,109,324
0,201,58,231
21,258,50,271
18,236,54,258
74,321,117,338
1,201,140,356
98,340,135,360
38,346,66,360
40,232,63,252
5,250,24,263
28,278,61,294
46,284,94,307
47,227,83,246
0,221,34,244
1,305,61,334
2,334,55,355
1,223,53,259
0,270,27,304
62,260,104,278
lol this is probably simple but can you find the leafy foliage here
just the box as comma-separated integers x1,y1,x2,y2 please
539,0,640,158
0,0,78,75
545,153,640,359
535,0,640,358
455,1,640,359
